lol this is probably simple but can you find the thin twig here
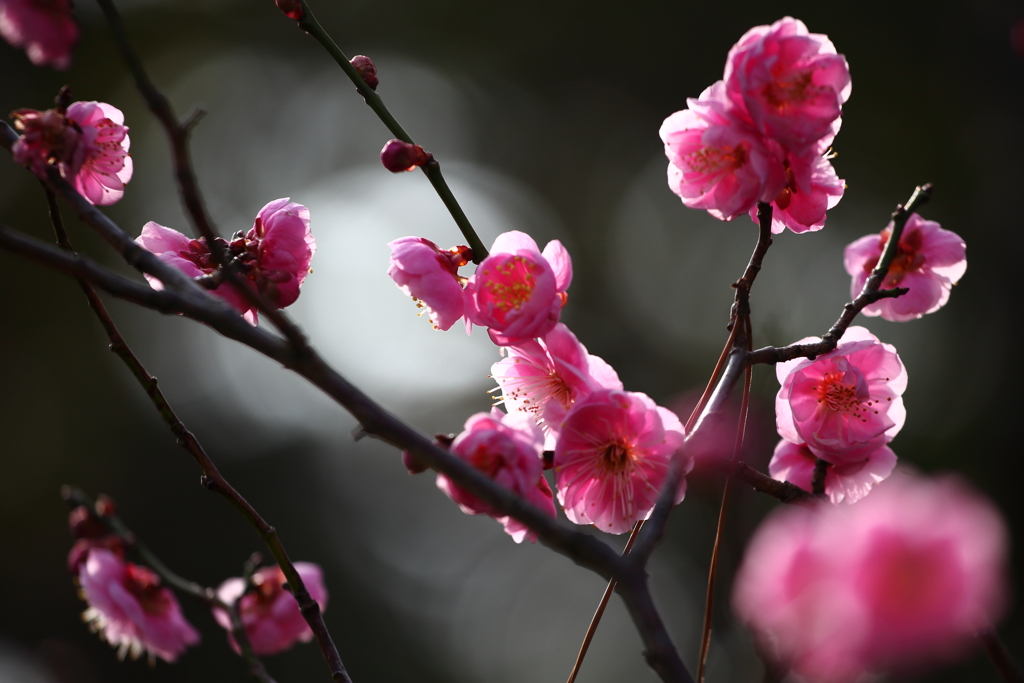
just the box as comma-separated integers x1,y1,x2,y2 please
747,185,931,366
62,487,277,683
284,1,488,262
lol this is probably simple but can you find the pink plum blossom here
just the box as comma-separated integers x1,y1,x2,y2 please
491,323,622,449
135,198,315,324
769,438,896,504
437,408,556,543
724,17,851,156
64,101,133,205
554,389,689,534
463,231,572,346
0,0,78,69
749,139,844,234
844,213,967,322
733,474,1009,681
10,100,132,205
213,563,328,656
776,326,906,463
387,237,471,330
660,81,786,221
78,549,200,663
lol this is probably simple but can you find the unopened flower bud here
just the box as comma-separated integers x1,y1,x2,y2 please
350,55,378,90
380,139,429,173
69,505,106,539
94,494,116,517
275,0,304,20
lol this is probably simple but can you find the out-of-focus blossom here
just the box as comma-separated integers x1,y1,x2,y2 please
78,549,199,663
438,408,555,543
213,563,327,656
776,326,906,463
769,438,896,504
724,17,851,155
844,213,966,322
554,389,688,534
387,237,471,330
491,323,622,449
350,55,378,90
63,101,133,205
750,140,844,234
380,139,429,172
135,198,314,324
464,231,572,346
66,504,126,573
733,474,1009,681
0,0,77,69
660,81,785,221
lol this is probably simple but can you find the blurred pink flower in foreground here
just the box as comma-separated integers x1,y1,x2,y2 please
464,230,572,346
845,213,967,322
554,389,688,534
214,563,327,655
11,101,132,205
136,198,314,324
660,81,785,221
438,408,555,543
769,438,896,504
733,474,1009,682
724,16,851,156
387,237,471,331
491,323,622,449
0,0,78,69
776,326,906,463
78,549,199,663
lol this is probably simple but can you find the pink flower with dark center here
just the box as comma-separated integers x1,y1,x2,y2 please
464,231,572,346
438,408,555,543
724,17,851,155
78,549,199,663
660,81,786,221
491,323,622,449
776,326,906,463
844,213,967,322
213,563,328,656
0,0,78,69
64,101,133,205
554,389,689,534
135,198,315,325
749,139,844,234
10,106,82,179
733,474,1009,681
387,236,471,331
769,438,897,504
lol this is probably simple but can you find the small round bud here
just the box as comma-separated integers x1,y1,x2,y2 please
94,494,116,517
380,139,429,173
275,0,304,20
350,55,378,91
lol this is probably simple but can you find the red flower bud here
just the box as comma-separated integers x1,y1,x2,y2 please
380,139,429,173
275,0,304,20
350,55,378,90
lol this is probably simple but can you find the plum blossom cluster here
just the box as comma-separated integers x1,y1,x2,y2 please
389,230,690,538
11,100,133,205
67,495,329,664
0,0,78,69
136,198,316,324
660,17,848,234
733,474,1009,682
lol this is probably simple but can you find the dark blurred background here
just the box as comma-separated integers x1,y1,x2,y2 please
2,0,1022,681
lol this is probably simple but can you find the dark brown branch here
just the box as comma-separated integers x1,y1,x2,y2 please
62,488,277,683
91,0,310,351
616,572,695,683
747,184,931,366
811,459,829,496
